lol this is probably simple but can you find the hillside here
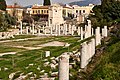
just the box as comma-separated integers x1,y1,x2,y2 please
69,0,101,6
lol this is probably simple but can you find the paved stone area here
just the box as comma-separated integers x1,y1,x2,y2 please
38,41,66,47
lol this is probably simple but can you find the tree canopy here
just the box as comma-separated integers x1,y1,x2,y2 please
89,0,120,27
0,12,17,32
0,0,7,11
43,0,51,6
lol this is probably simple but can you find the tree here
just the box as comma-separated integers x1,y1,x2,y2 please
0,12,8,32
0,0,7,11
22,14,33,24
5,13,17,25
89,0,120,27
0,12,17,32
43,0,51,6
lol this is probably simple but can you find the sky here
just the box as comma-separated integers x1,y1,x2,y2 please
6,0,82,6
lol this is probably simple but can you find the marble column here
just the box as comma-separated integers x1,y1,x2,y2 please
95,27,101,46
62,25,65,35
20,21,22,34
80,42,88,68
69,24,72,34
102,28,105,38
43,26,45,33
81,27,83,40
32,24,35,35
59,53,69,80
87,20,92,37
104,26,108,37
65,24,67,35
71,25,74,36
26,26,29,34
92,28,94,36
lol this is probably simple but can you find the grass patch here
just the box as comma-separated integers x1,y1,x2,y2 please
90,41,120,80
0,46,25,53
0,36,86,79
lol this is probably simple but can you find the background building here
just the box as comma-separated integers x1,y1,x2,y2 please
31,4,49,21
25,3,94,24
48,4,64,25
72,4,94,17
63,4,73,18
6,5,24,21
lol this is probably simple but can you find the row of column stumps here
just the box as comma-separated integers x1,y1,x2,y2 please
58,20,108,80
80,20,108,68
19,21,81,36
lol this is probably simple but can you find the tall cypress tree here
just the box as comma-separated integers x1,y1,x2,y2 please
43,0,51,6
0,0,6,11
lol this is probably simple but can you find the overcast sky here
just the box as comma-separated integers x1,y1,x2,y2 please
6,0,83,6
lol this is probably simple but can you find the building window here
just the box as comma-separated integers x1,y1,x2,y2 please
44,10,46,13
47,10,48,13
33,10,34,13
41,10,43,14
83,10,85,13
36,10,37,13
38,10,40,14
50,19,52,24
55,9,57,12
79,10,81,14
76,10,78,13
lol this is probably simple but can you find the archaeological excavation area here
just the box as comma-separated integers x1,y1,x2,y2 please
0,20,108,80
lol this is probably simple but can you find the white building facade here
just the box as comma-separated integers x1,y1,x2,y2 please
48,4,64,26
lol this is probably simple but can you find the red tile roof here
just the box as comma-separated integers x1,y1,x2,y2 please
7,5,22,8
32,6,49,9
63,6,73,9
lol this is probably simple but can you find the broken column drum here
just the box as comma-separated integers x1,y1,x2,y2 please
87,20,92,37
59,53,69,80
95,27,101,46
104,26,108,37
80,42,88,68
32,23,35,35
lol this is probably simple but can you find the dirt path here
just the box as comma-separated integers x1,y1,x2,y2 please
38,41,66,47
12,46,42,50
0,37,46,43
0,52,17,56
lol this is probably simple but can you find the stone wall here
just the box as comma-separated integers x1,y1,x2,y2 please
0,29,19,39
